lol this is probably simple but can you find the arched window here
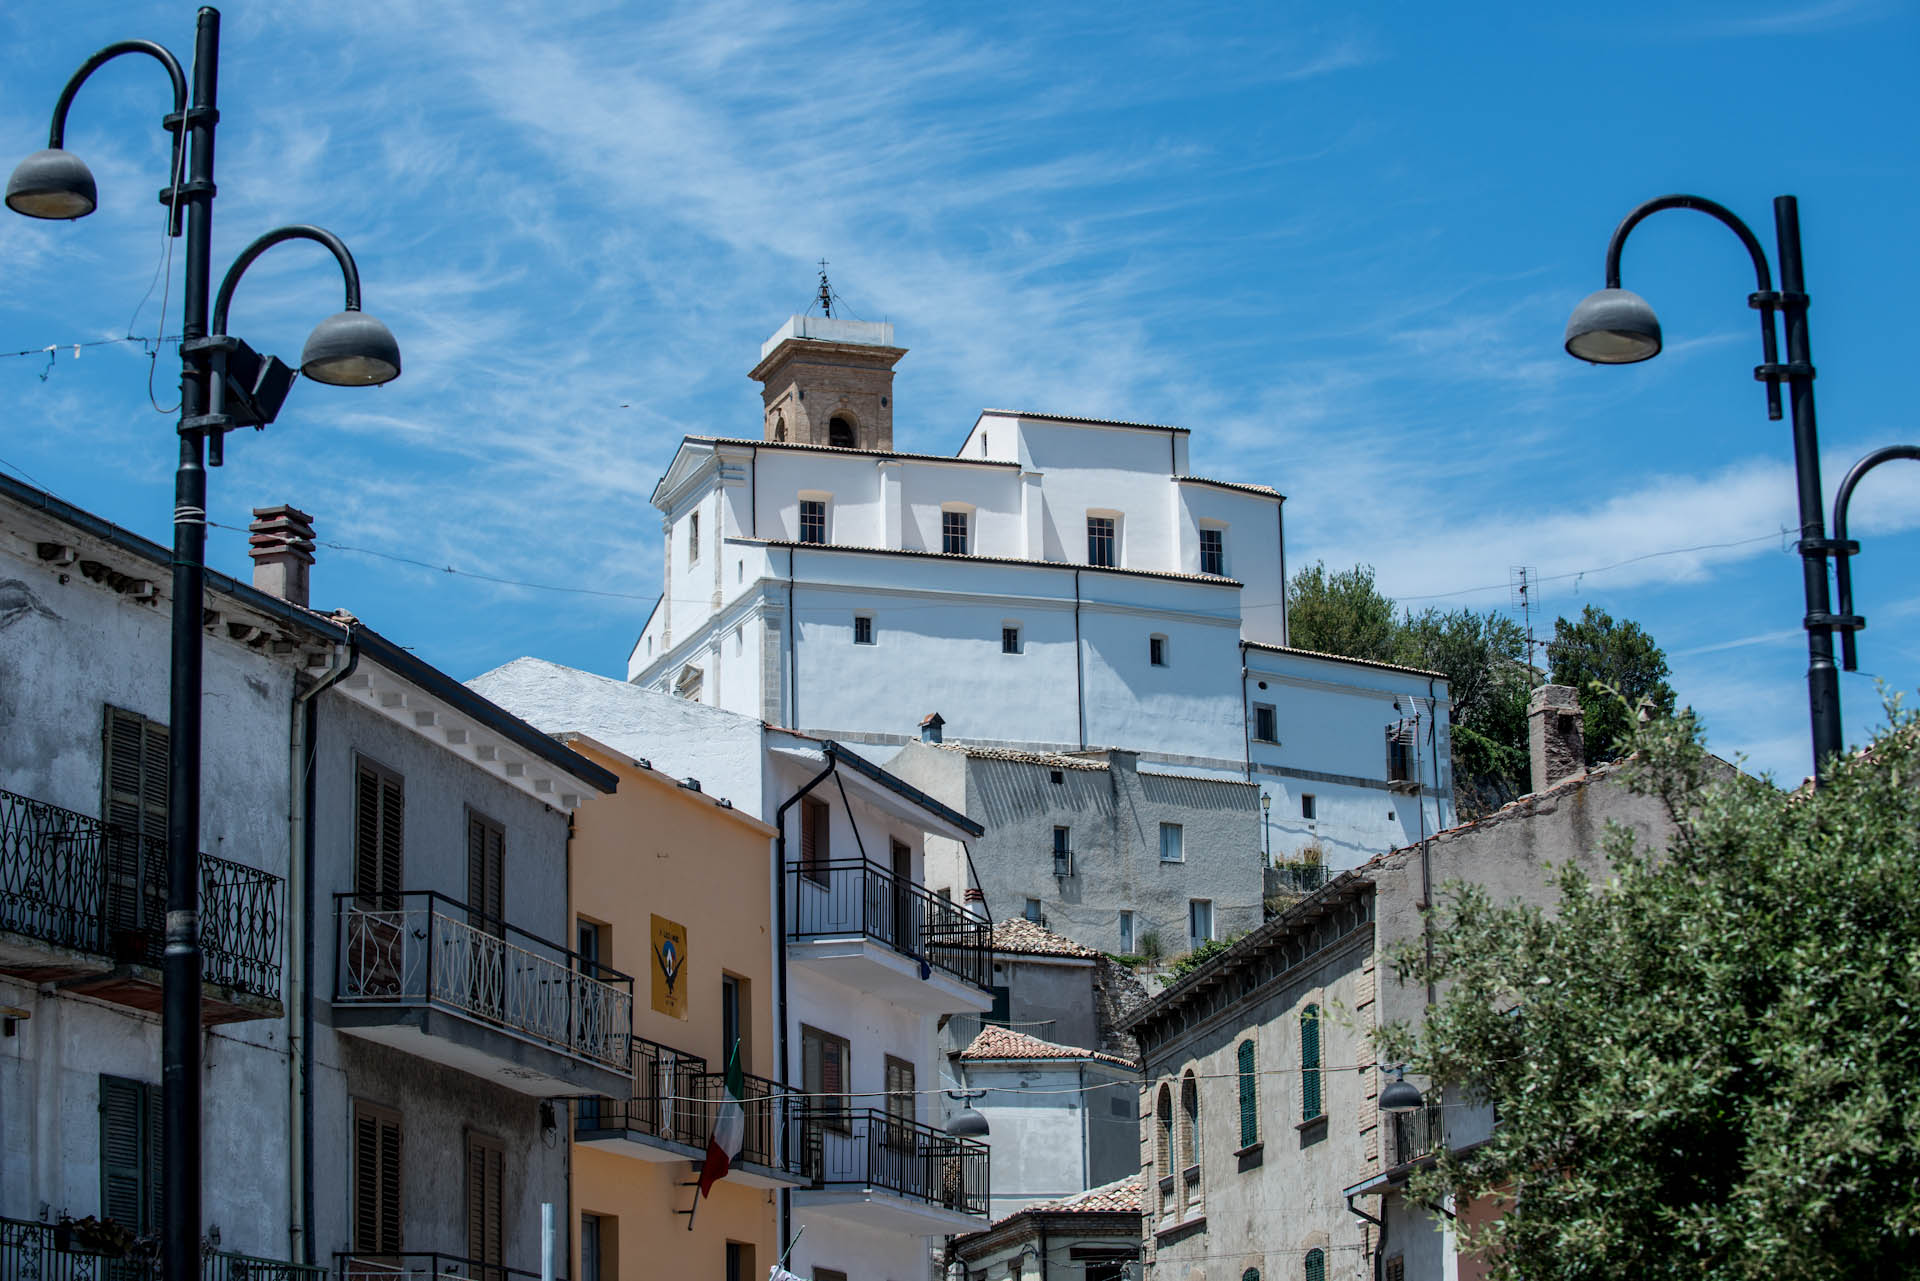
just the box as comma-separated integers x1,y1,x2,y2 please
772,412,787,442
1237,1038,1259,1148
1154,1085,1173,1176
1300,1004,1322,1121
1179,1070,1200,1172
1242,1271,1261,1281
829,415,855,447
1304,1249,1325,1281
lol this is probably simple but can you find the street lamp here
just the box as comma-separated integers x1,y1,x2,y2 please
946,1087,990,1137
1379,1064,1424,1115
1564,194,1850,778
1830,446,1920,675
1259,791,1272,865
8,11,400,1280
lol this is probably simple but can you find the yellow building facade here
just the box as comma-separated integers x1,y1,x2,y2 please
562,736,785,1281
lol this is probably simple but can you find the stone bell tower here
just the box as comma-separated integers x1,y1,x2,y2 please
749,314,907,451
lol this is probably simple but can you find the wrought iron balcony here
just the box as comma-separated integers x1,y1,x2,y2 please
786,859,991,995
0,786,285,1018
333,890,633,1092
335,1252,546,1281
576,1037,802,1185
0,1217,325,1281
1387,1099,1445,1168
1270,861,1332,896
795,1107,989,1218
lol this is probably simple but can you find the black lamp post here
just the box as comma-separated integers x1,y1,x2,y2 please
7,11,399,1279
1564,194,1852,779
1260,792,1272,864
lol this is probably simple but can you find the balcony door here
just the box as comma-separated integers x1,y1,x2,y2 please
466,812,508,1025
101,707,167,963
466,1131,505,1281
887,839,914,954
349,760,404,998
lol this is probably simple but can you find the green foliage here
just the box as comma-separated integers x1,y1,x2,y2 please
1167,934,1241,980
1138,930,1164,964
1287,562,1398,662
1548,604,1676,764
1380,701,1920,1281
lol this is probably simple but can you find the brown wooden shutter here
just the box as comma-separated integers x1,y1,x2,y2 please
353,1102,404,1256
355,761,405,909
103,708,168,938
884,1055,914,1130
467,812,505,934
800,798,829,883
99,1074,153,1233
467,1133,505,1268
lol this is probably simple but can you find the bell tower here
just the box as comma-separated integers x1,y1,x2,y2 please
749,314,907,451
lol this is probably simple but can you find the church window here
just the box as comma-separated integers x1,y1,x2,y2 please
772,411,787,442
829,415,855,448
688,512,699,565
942,509,969,555
799,500,827,544
1087,516,1116,567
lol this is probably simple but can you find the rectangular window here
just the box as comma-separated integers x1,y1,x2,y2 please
853,614,874,645
1002,625,1021,655
1118,910,1134,955
580,1214,612,1281
688,511,700,565
884,1055,916,1136
1387,723,1415,782
724,1243,755,1281
988,984,1011,1023
577,921,607,1130
1086,516,1116,567
1160,822,1184,863
1237,1039,1259,1149
1149,635,1167,667
1024,898,1043,923
721,973,749,1068
1052,826,1071,877
942,509,969,555
1200,527,1225,576
1301,793,1317,820
799,499,827,544
800,797,830,886
354,758,405,909
466,810,505,932
102,707,167,941
352,1101,404,1256
801,1025,851,1133
1253,703,1277,743
99,1074,160,1238
1188,899,1213,950
466,1132,504,1269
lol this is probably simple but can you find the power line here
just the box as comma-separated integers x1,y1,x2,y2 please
1395,528,1791,602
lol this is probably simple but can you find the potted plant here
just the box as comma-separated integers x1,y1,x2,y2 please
67,1215,136,1258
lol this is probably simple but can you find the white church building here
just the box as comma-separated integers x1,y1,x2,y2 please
630,315,1453,874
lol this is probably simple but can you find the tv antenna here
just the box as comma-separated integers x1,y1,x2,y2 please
1510,566,1542,680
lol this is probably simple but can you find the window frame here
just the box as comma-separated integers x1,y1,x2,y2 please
1052,825,1071,877
1086,514,1117,567
1301,793,1317,821
1236,1039,1259,1150
852,613,874,645
1001,624,1022,655
941,508,970,556
1188,898,1213,950
1149,634,1168,667
799,797,831,886
352,1099,404,1257
798,498,828,544
1253,702,1277,743
1301,1003,1324,1121
687,510,700,565
800,1024,852,1134
1159,822,1185,863
1199,526,1225,576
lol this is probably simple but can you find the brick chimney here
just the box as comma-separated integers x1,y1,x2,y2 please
920,712,945,744
1528,684,1585,793
249,505,316,608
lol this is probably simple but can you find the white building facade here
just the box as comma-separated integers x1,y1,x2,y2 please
628,317,1452,871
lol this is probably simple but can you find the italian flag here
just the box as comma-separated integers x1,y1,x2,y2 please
699,1040,745,1198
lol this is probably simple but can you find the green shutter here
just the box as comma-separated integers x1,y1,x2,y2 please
1304,1249,1325,1281
1243,1271,1261,1281
99,1075,156,1234
1301,1005,1322,1121
1237,1040,1258,1148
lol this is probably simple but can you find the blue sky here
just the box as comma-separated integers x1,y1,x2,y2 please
3,0,1916,785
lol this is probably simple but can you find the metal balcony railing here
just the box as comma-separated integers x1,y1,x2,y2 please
787,859,991,990
0,1217,325,1281
335,1252,548,1281
1270,862,1332,895
334,890,633,1071
0,786,284,1001
1387,1099,1445,1167
704,1067,797,1174
796,1107,989,1215
577,1035,707,1145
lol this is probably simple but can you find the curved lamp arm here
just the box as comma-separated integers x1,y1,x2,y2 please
212,224,365,336
46,39,188,148
1602,193,1784,420
1831,444,1920,671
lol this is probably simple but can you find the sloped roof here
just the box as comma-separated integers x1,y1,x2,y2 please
960,1024,1137,1069
939,743,1110,771
991,918,1100,959
1024,1173,1144,1216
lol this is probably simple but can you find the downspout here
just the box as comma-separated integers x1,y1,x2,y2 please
1239,646,1253,781
772,750,840,1260
787,549,798,729
1347,1190,1387,1281
1072,570,1085,751
1423,676,1440,1006
288,627,358,1266
1277,498,1289,647
751,444,759,539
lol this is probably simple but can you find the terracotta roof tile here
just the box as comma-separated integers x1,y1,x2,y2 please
1023,1173,1144,1216
990,918,1101,958
959,1024,1137,1069
940,743,1110,771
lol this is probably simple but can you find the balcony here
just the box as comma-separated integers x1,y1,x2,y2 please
785,860,992,1015
792,1107,989,1235
0,1217,325,1281
575,1037,803,1188
332,890,632,1097
336,1253,543,1281
1387,1099,1445,1169
0,786,284,1022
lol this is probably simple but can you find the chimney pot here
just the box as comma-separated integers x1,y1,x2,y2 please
248,504,316,608
1527,684,1585,792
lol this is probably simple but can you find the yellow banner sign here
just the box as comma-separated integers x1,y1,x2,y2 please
651,913,688,1019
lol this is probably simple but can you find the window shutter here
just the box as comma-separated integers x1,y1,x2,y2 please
467,1134,504,1266
1301,1005,1322,1120
1154,1086,1172,1178
356,763,405,909
1237,1040,1258,1149
103,709,168,938
379,1116,403,1253
1304,1249,1326,1281
99,1075,150,1233
467,813,505,933
379,774,404,906
354,1104,403,1255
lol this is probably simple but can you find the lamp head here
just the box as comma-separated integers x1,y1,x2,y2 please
1564,287,1662,365
1379,1067,1425,1115
946,1104,989,1137
5,148,98,220
299,310,401,386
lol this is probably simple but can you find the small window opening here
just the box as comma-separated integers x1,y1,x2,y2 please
853,615,874,645
829,416,855,448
